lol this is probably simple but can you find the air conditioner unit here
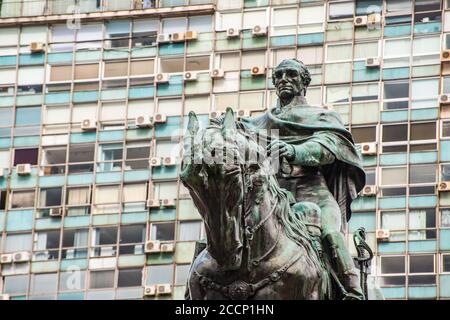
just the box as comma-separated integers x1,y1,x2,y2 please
17,163,31,176
354,16,368,27
153,113,167,123
149,157,162,167
0,294,10,300
160,242,175,253
211,69,225,79
162,198,175,207
146,199,161,208
209,111,222,119
0,254,13,264
438,181,450,192
81,118,97,131
155,73,169,84
185,31,198,41
251,66,266,76
171,32,185,42
12,251,31,263
440,94,450,104
226,28,240,38
156,283,172,295
49,207,63,217
441,50,450,62
237,110,250,119
376,229,390,241
362,185,377,196
252,25,267,36
367,13,382,29
133,0,143,9
135,115,153,128
145,240,161,253
163,157,176,166
157,34,171,43
183,71,198,81
365,57,381,68
144,285,157,296
360,143,377,155
30,42,45,53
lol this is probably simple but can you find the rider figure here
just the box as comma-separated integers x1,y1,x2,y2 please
240,59,366,300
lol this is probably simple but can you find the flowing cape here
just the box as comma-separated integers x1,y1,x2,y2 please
240,105,366,223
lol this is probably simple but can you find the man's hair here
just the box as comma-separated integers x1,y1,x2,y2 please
272,58,312,95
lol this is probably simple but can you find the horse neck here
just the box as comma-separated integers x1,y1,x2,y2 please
244,188,287,266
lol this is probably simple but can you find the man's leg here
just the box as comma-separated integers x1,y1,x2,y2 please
319,202,364,300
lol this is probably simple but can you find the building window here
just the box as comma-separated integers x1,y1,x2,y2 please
381,210,406,241
30,273,58,296
441,209,450,228
383,80,409,110
329,1,354,20
14,148,38,165
150,223,175,241
175,264,191,286
178,221,203,241
59,270,86,291
409,164,436,184
62,228,89,259
408,254,436,285
91,227,118,257
119,224,146,255
118,268,142,287
39,187,63,208
4,233,33,253
34,230,61,261
89,270,116,289
10,190,35,209
443,254,450,273
379,255,406,287
408,209,436,240
146,265,173,285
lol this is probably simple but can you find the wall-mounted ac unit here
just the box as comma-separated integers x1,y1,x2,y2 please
367,13,382,29
153,113,167,123
183,71,198,81
252,25,267,36
354,16,368,26
149,157,162,167
160,242,175,253
155,73,169,84
81,118,97,131
144,285,156,296
17,163,31,176
30,42,45,53
0,254,13,264
376,229,390,241
157,34,171,43
163,157,176,166
251,66,266,76
209,111,222,119
156,283,172,295
49,207,63,217
211,69,225,79
146,199,161,208
145,240,161,253
171,32,185,42
12,251,31,263
438,181,450,192
185,31,198,41
237,110,250,118
135,115,153,128
365,57,381,67
226,28,240,38
440,94,450,104
360,142,377,155
362,185,377,196
441,50,450,62
162,199,175,207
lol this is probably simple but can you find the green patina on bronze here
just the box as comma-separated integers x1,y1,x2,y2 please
180,58,371,300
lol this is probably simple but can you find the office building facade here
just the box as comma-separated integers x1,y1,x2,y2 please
0,0,449,300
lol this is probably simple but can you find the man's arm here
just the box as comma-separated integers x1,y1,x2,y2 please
267,140,335,166
290,141,335,166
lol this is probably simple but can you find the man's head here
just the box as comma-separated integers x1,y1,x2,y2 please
272,59,311,103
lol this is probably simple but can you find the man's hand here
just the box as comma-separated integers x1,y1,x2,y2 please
267,140,295,161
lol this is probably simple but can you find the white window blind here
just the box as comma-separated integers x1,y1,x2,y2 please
123,184,147,203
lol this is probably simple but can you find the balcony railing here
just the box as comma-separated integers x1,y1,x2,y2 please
0,0,214,19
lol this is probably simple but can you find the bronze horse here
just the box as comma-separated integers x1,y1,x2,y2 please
180,108,334,300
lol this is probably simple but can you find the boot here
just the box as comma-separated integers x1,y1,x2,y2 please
324,231,365,300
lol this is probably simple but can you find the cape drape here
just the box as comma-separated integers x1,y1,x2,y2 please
240,105,366,223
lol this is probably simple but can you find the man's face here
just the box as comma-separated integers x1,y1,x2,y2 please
273,67,303,101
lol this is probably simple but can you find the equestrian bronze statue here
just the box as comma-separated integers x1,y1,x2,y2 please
180,59,369,300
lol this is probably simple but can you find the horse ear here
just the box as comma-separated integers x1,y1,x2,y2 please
187,111,199,135
222,107,236,138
